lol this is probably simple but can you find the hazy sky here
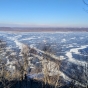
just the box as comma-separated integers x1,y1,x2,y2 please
0,0,88,27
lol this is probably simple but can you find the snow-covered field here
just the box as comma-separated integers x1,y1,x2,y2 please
0,32,88,86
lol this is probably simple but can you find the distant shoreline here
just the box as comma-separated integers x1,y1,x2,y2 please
0,31,88,33
0,27,88,32
0,30,88,33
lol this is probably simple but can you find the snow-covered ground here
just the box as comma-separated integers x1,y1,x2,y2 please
0,32,88,87
65,45,88,65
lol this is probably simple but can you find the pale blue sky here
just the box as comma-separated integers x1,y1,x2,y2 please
0,0,88,27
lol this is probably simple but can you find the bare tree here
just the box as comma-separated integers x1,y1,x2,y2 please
14,45,30,81
41,44,61,88
83,63,88,88
0,40,15,88
83,0,88,6
83,0,88,12
0,58,16,88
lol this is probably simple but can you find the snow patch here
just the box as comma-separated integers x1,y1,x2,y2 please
22,37,35,40
61,39,66,42
70,37,76,40
66,45,88,65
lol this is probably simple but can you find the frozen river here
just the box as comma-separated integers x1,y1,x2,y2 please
0,32,88,86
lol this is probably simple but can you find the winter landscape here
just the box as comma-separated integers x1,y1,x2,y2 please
0,31,88,88
0,0,88,88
